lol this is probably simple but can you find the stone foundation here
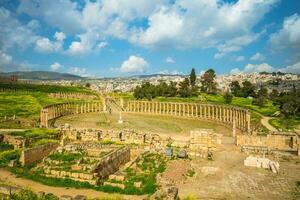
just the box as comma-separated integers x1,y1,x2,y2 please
19,143,58,166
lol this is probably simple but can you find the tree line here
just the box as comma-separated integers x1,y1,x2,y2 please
133,68,217,100
133,68,299,119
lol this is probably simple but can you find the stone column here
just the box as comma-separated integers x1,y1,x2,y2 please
247,111,251,133
233,118,236,138
191,104,194,117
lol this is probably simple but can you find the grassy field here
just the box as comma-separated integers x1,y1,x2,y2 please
55,112,234,137
116,93,279,116
269,117,300,132
0,83,97,128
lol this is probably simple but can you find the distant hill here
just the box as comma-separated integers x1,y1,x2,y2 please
129,73,186,79
0,71,83,80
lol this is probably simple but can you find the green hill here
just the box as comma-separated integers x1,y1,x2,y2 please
0,71,83,80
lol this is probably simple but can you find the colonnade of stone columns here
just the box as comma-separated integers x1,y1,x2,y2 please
124,101,251,132
40,102,103,127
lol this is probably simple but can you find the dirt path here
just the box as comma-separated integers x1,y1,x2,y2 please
261,116,277,132
0,169,143,200
0,129,27,132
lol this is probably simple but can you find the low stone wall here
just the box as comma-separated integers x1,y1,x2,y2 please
19,143,58,166
94,146,130,179
189,129,222,158
236,132,299,155
3,134,24,149
48,92,98,100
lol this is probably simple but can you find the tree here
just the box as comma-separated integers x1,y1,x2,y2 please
229,81,242,97
167,81,177,97
252,87,268,107
11,189,38,200
269,89,279,100
223,91,233,104
200,69,217,94
190,68,196,87
178,78,191,97
85,82,91,88
241,81,255,97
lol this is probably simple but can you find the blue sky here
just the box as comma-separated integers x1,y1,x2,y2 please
0,0,300,77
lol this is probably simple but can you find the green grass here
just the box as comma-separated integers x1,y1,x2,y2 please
269,117,300,132
0,143,14,152
0,150,20,167
48,152,82,162
9,129,58,139
0,83,98,128
30,139,59,148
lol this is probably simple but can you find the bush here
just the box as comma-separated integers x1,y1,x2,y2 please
0,150,20,167
48,152,82,162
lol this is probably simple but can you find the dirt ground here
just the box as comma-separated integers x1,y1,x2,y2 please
164,144,300,200
54,112,234,138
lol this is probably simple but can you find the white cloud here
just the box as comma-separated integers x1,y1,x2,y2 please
35,31,66,53
165,57,175,63
50,62,63,71
250,52,265,61
270,13,300,50
97,41,108,49
120,55,149,73
230,62,300,74
0,50,12,65
278,62,300,74
18,0,84,34
158,69,182,75
0,7,38,50
16,0,279,55
35,38,61,53
54,32,66,41
131,0,277,53
235,56,245,62
69,67,90,77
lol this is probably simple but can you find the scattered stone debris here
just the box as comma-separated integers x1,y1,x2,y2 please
152,186,179,200
244,156,280,173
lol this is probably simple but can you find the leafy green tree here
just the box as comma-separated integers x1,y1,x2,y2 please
241,81,255,97
252,87,268,107
11,189,38,200
229,81,242,97
200,69,217,94
223,91,233,104
178,78,191,97
166,81,177,97
189,68,196,87
85,82,90,88
269,89,279,100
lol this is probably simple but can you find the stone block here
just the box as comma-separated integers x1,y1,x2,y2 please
104,182,125,189
134,181,142,188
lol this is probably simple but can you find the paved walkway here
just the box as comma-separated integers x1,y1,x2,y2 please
261,116,277,132
0,169,143,200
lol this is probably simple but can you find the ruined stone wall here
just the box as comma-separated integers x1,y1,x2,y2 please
236,133,299,153
124,101,251,132
19,143,58,166
3,135,24,149
48,92,98,100
94,147,130,179
189,129,222,158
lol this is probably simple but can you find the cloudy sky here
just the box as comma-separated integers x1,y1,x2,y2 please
0,0,299,77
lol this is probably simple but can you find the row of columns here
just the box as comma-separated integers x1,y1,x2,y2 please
125,101,251,132
40,102,103,128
